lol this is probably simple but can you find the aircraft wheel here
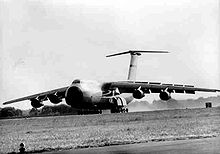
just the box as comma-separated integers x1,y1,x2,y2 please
111,107,119,113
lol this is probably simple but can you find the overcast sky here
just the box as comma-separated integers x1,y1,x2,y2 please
1,0,219,109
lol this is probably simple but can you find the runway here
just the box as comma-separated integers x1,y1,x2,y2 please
43,136,220,154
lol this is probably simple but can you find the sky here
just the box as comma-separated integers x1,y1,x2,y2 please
1,0,219,109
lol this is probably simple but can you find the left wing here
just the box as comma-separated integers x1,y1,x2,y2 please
102,81,220,94
3,86,69,105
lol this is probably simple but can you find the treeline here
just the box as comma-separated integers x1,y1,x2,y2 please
29,104,78,116
0,104,78,119
0,107,23,118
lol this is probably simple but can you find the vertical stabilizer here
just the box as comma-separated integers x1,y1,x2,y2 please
127,52,140,80
106,50,169,81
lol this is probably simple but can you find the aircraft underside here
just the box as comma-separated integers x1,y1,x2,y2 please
65,91,131,114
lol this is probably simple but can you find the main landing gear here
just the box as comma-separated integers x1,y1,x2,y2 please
111,107,128,113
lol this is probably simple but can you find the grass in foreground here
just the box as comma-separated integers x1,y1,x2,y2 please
0,107,220,153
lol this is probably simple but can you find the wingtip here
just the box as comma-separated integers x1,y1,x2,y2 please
3,101,11,105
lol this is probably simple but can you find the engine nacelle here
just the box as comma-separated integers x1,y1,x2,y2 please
31,98,43,108
133,89,145,99
159,91,171,101
65,86,84,108
47,94,62,104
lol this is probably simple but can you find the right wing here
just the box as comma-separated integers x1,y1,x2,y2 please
102,81,220,94
3,86,69,105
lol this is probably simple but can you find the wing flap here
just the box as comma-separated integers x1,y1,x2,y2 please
185,90,195,94
174,89,185,93
150,88,162,93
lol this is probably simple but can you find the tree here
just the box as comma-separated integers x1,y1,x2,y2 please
41,106,53,115
29,108,39,116
15,109,23,116
0,107,23,117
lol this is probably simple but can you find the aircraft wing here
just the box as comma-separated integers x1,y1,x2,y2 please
102,81,220,94
3,81,219,105
3,86,69,105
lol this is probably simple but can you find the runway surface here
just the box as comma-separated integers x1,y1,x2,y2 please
42,136,220,154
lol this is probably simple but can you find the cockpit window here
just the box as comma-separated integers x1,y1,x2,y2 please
72,79,81,84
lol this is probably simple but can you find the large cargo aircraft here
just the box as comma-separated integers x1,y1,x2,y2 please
3,50,220,113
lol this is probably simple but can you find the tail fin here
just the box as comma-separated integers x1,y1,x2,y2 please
106,50,169,81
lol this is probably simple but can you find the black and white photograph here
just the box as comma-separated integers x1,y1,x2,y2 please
0,0,220,153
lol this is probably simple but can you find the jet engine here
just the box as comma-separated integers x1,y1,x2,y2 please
47,94,62,104
159,91,171,101
133,88,145,99
65,86,84,108
31,98,43,108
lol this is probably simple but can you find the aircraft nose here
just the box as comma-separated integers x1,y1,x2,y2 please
65,86,83,108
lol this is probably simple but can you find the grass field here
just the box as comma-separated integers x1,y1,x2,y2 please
0,107,220,154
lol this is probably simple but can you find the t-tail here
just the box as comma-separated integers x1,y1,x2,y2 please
106,50,169,81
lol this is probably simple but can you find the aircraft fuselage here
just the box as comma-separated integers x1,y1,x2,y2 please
65,79,133,111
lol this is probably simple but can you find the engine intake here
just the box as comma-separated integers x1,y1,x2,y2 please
65,86,83,108
133,88,145,99
159,91,171,101
31,98,43,108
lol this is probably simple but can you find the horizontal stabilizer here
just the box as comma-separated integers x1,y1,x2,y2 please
106,50,169,57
